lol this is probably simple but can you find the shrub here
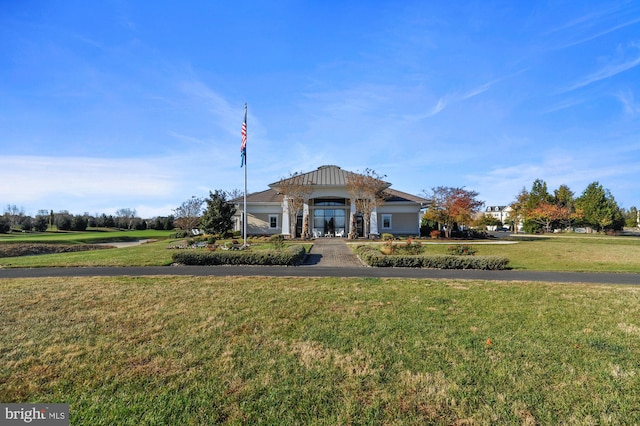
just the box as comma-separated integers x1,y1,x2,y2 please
353,245,508,270
269,234,286,250
430,230,441,239
172,245,306,266
395,242,424,255
447,244,477,256
170,231,189,239
381,233,394,241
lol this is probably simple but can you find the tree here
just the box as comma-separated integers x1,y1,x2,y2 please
200,190,237,235
552,185,580,230
509,187,529,234
19,216,33,231
226,188,244,201
272,172,314,238
56,212,72,231
528,202,570,233
474,214,503,229
4,204,25,230
623,206,639,228
33,215,48,232
115,208,137,230
575,182,623,231
553,184,575,209
521,179,553,233
0,216,10,233
173,196,204,232
71,215,88,231
422,186,484,238
346,168,389,239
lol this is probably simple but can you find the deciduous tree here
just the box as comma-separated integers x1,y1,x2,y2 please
272,172,314,238
173,196,204,232
346,169,389,239
528,202,570,233
422,186,484,238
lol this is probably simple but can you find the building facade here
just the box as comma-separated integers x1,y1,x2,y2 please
233,165,428,238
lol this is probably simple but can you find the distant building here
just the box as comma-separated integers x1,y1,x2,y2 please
481,205,524,232
485,205,510,224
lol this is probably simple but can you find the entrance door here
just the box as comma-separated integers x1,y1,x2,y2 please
295,214,303,238
356,214,364,237
313,209,346,236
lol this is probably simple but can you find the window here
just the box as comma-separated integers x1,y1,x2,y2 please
269,215,278,229
381,214,392,229
314,198,346,206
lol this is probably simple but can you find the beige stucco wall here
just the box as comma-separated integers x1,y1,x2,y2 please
378,212,419,235
247,212,281,235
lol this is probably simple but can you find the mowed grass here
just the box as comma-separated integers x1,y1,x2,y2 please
2,231,640,272
0,229,175,244
399,233,640,273
0,239,175,267
1,276,639,425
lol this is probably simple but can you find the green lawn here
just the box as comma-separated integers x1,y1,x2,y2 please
0,229,175,244
2,231,640,272
1,276,638,425
366,233,640,273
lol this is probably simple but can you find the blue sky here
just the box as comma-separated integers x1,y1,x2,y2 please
2,1,640,218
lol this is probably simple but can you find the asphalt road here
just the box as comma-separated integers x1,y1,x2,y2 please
1,265,640,285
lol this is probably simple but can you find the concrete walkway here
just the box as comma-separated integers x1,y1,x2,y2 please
301,237,363,267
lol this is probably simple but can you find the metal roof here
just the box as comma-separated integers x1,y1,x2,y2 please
232,165,428,205
268,165,391,188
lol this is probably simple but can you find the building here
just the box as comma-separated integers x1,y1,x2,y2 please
485,205,510,224
233,165,428,238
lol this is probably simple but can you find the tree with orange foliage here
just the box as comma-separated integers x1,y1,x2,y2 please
421,186,484,238
528,202,571,233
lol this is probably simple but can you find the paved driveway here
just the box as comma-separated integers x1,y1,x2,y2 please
301,237,363,267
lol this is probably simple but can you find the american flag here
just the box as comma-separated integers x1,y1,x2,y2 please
241,104,247,167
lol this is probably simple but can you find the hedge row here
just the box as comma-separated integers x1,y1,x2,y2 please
354,245,509,270
171,245,306,266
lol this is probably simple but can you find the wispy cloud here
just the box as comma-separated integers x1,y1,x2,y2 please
544,3,640,49
616,89,640,116
421,80,495,118
563,53,640,92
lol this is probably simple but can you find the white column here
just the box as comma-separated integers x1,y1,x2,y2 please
281,196,290,236
303,201,309,237
370,206,379,236
349,198,356,236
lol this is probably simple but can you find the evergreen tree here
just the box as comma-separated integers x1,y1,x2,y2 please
575,182,623,231
200,190,237,235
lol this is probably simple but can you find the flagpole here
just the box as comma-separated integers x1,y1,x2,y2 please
243,103,248,247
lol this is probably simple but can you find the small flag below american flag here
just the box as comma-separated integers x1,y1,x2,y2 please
241,103,247,167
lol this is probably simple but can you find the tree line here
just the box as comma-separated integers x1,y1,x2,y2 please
508,179,635,233
423,179,637,235
0,205,175,233
1,188,241,235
